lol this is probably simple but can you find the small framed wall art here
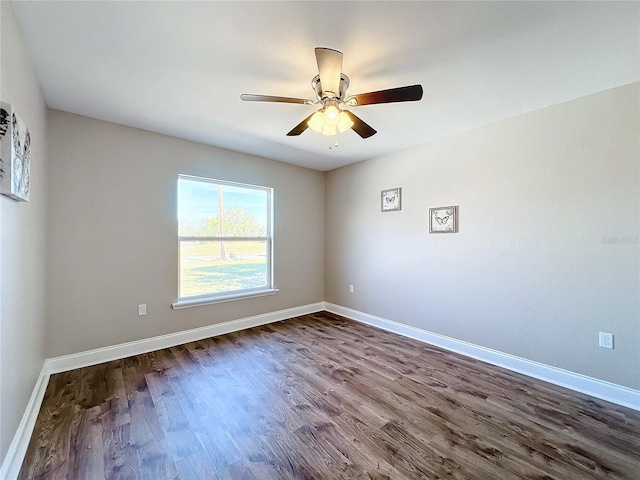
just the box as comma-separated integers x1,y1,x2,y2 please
381,187,401,212
0,101,31,202
429,205,458,233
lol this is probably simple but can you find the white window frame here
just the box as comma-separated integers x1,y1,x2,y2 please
172,175,277,309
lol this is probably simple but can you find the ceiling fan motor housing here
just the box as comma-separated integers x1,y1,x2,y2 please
312,74,350,102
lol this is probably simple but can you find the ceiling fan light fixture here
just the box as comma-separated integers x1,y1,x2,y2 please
324,105,340,126
307,110,325,133
322,124,338,136
308,106,354,136
337,111,354,132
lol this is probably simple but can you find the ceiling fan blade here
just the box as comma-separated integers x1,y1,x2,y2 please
286,112,316,136
344,111,377,138
241,94,312,105
315,47,343,98
346,84,423,106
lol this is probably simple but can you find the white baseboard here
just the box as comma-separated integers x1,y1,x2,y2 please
0,364,50,480
0,302,324,479
47,302,325,374
324,303,640,412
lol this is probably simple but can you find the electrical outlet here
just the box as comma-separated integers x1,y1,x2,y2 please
598,332,613,349
349,284,354,294
138,304,147,316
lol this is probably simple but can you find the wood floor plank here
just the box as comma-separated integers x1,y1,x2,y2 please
214,460,258,480
19,312,640,479
123,364,179,480
144,372,203,462
68,405,105,480
102,423,139,480
19,373,82,479
174,450,217,480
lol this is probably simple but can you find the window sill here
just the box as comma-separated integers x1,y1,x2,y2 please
171,288,279,310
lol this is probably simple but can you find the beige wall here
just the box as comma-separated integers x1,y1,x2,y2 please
326,83,640,390
0,2,48,463
46,111,324,357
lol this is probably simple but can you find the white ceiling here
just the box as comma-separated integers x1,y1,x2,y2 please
11,1,640,171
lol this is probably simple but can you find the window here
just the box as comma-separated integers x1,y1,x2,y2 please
172,175,276,308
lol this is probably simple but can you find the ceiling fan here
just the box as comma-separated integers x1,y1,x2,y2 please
241,47,423,141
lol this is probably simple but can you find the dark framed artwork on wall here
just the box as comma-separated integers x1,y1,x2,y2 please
0,101,31,202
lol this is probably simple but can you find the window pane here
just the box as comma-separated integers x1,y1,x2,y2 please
178,178,267,237
178,177,219,236
222,185,267,237
179,240,268,298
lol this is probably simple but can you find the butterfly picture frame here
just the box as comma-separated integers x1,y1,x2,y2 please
429,205,458,233
381,187,401,212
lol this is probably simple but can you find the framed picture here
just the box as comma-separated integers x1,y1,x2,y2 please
429,206,458,233
381,187,401,212
0,102,31,202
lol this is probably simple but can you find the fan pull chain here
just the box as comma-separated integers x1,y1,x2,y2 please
329,132,339,149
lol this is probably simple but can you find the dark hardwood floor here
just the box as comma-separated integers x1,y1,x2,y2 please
19,311,640,479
